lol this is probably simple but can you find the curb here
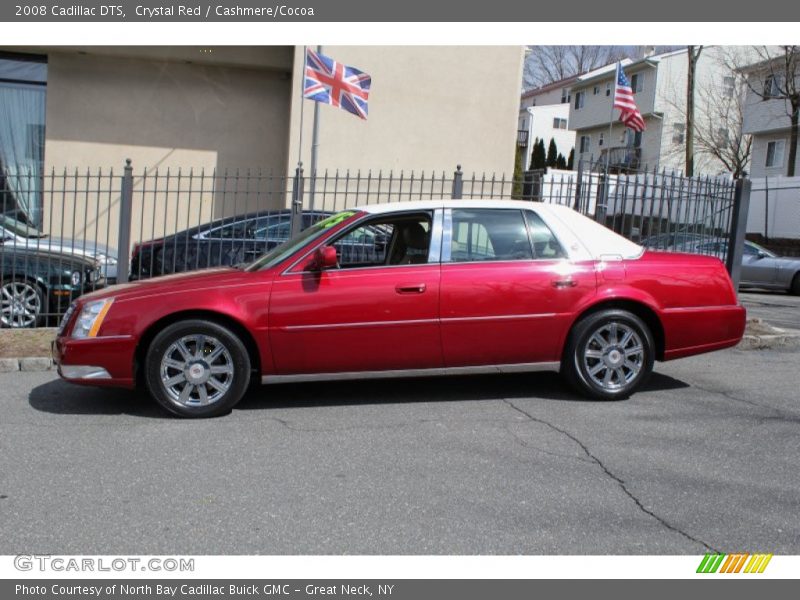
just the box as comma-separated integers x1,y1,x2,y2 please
0,357,55,373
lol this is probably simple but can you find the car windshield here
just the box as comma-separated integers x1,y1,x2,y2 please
746,241,777,258
0,214,46,238
245,211,358,271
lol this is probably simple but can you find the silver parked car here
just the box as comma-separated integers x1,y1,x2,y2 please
0,214,118,284
681,238,800,295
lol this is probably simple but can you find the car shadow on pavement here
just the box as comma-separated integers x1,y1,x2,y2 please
28,371,689,418
28,379,165,418
235,371,690,412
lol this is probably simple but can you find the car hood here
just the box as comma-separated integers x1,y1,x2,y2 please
6,237,117,258
78,267,255,303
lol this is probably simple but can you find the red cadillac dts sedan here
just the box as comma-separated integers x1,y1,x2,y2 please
53,201,746,418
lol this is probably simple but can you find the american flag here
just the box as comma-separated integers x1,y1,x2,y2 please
304,49,372,120
613,62,645,132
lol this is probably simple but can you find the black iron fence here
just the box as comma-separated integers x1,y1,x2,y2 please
0,159,750,328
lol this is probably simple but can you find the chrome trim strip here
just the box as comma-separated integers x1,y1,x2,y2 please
262,361,561,384
59,365,112,379
279,318,439,332
441,313,559,323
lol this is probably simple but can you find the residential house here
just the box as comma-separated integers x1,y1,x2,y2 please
741,57,800,177
518,75,577,169
568,47,745,175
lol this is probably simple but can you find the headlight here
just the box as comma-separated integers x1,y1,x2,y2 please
71,298,114,339
71,271,83,287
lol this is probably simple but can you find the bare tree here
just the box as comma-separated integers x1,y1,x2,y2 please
660,48,752,177
523,46,626,88
693,76,752,177
686,46,704,176
738,46,800,176
523,46,683,89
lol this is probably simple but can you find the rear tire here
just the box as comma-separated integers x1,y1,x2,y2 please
144,319,251,418
562,309,655,400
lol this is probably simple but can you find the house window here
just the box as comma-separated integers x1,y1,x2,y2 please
717,128,729,145
561,89,569,104
605,83,612,97
625,129,642,148
765,140,785,168
593,85,600,95
723,76,736,99
672,123,685,145
552,117,567,130
579,135,591,153
574,91,585,110
764,74,782,98
630,73,643,93
598,132,605,147
0,53,47,228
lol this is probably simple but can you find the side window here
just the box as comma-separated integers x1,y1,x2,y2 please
331,213,432,269
525,211,566,259
448,209,532,263
253,219,291,242
206,219,251,240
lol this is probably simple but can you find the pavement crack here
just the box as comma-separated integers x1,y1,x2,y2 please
504,425,595,465
502,399,719,553
689,382,798,422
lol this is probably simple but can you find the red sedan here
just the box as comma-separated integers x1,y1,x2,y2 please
53,201,746,418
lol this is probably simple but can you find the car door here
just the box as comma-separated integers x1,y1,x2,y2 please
268,210,443,375
741,242,779,287
439,208,596,367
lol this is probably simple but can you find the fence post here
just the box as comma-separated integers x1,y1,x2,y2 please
573,160,583,211
451,164,463,199
290,162,305,237
726,178,751,292
116,158,133,284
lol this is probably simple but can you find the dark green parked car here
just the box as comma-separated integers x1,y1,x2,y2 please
0,245,105,328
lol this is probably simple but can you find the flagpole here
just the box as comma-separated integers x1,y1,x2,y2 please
297,45,307,169
605,63,618,174
309,45,322,212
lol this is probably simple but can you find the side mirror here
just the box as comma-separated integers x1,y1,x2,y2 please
312,245,338,270
756,250,767,259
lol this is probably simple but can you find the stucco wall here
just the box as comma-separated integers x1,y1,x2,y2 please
43,50,292,173
286,46,524,188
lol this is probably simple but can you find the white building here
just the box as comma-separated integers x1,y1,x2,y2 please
568,47,747,175
518,75,578,169
741,57,800,177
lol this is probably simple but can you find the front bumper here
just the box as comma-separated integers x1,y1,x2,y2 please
52,335,137,388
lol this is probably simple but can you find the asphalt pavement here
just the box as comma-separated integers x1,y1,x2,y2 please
1,345,798,555
739,291,800,330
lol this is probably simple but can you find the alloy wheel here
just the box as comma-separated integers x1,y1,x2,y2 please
0,281,42,328
582,321,644,392
159,334,235,407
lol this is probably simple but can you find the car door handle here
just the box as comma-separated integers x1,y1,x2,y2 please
395,284,427,294
551,278,577,288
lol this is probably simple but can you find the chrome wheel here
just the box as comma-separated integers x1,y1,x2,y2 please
159,334,234,407
582,321,644,392
1,281,42,328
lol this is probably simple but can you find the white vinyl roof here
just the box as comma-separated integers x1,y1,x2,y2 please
359,199,643,261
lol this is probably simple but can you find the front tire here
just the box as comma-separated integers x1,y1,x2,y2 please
562,309,655,400
144,320,251,418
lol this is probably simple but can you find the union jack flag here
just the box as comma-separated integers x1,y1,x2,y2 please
613,62,645,132
304,49,372,120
